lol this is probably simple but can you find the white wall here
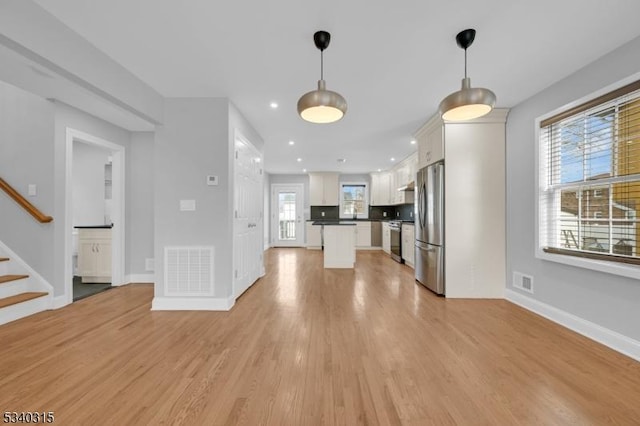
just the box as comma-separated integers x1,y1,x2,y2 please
0,80,55,285
127,132,154,276
72,141,110,226
506,35,640,341
154,98,231,298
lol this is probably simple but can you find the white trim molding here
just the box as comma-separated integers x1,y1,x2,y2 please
51,295,68,310
506,289,640,362
65,128,126,304
125,274,154,283
151,296,235,311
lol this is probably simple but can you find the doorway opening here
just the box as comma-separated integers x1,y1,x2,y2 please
270,184,304,247
64,128,125,304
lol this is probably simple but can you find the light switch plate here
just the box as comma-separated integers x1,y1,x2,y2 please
28,184,37,196
180,199,196,211
207,175,219,186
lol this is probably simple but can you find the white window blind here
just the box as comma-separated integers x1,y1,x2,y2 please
539,81,640,264
340,183,367,218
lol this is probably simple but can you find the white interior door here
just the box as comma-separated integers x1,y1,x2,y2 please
233,133,264,299
271,184,304,247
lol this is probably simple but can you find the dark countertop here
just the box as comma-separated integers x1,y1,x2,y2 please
311,221,357,226
74,225,113,229
307,218,395,222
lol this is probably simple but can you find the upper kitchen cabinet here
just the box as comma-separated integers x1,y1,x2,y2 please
415,116,444,168
309,172,339,206
370,172,391,206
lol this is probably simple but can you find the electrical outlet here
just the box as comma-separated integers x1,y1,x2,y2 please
321,211,325,217
396,211,400,217
383,211,387,217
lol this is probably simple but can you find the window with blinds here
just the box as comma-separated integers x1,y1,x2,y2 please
340,183,367,219
539,80,640,264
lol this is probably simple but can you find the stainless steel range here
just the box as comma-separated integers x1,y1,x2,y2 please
388,220,402,263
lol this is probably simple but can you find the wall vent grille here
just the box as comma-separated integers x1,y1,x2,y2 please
164,246,215,296
513,271,534,294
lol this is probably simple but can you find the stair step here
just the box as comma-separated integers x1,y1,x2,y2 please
0,292,48,309
0,258,9,262
0,275,29,284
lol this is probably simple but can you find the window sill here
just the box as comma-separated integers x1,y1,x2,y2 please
536,248,640,279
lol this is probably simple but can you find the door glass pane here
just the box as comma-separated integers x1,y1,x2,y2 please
278,192,296,241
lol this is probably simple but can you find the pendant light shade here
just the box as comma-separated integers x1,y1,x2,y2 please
439,29,496,121
297,31,347,124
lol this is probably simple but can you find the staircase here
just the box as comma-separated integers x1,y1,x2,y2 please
0,256,51,325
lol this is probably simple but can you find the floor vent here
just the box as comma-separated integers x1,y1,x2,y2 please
513,271,534,294
164,246,215,296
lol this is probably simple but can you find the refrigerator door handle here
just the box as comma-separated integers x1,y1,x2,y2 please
418,182,426,229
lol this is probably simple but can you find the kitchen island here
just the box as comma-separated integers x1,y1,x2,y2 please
313,222,356,268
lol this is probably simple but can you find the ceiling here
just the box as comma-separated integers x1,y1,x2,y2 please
31,0,640,174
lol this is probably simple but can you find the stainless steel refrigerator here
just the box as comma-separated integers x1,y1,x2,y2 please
415,161,445,295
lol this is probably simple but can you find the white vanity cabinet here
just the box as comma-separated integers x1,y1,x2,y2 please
77,228,112,283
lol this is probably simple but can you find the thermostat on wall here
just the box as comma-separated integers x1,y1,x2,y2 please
207,175,219,186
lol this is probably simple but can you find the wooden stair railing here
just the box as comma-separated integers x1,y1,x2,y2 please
0,178,53,223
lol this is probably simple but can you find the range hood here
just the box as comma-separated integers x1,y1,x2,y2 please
397,181,415,191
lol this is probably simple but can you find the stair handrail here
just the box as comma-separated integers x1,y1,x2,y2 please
0,177,53,223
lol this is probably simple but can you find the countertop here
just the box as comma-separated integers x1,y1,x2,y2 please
312,221,356,226
307,218,413,223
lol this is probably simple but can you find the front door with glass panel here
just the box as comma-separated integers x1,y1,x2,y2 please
271,184,304,247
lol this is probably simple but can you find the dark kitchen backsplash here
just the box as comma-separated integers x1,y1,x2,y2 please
396,203,416,221
310,204,415,221
310,206,339,220
368,206,395,220
369,204,415,221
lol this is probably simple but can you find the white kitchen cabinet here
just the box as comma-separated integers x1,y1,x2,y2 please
415,115,444,168
355,221,372,248
309,172,339,205
413,109,509,298
382,222,391,254
77,228,112,283
370,172,391,205
401,223,415,268
306,222,322,249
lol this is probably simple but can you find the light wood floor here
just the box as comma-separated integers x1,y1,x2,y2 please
1,249,639,425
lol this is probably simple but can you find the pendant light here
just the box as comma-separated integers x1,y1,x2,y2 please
439,29,496,121
297,31,347,124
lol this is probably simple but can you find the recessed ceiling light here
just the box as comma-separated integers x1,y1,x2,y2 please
390,157,396,162
410,139,416,145
289,140,295,146
297,158,302,162
337,158,346,163
303,168,307,172
377,169,382,172
270,102,279,109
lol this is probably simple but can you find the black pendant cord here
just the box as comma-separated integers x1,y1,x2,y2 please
320,50,324,80
464,48,467,79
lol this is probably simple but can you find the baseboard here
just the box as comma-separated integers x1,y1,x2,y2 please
125,274,154,284
356,247,383,251
151,296,235,311
505,289,640,362
51,295,69,309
